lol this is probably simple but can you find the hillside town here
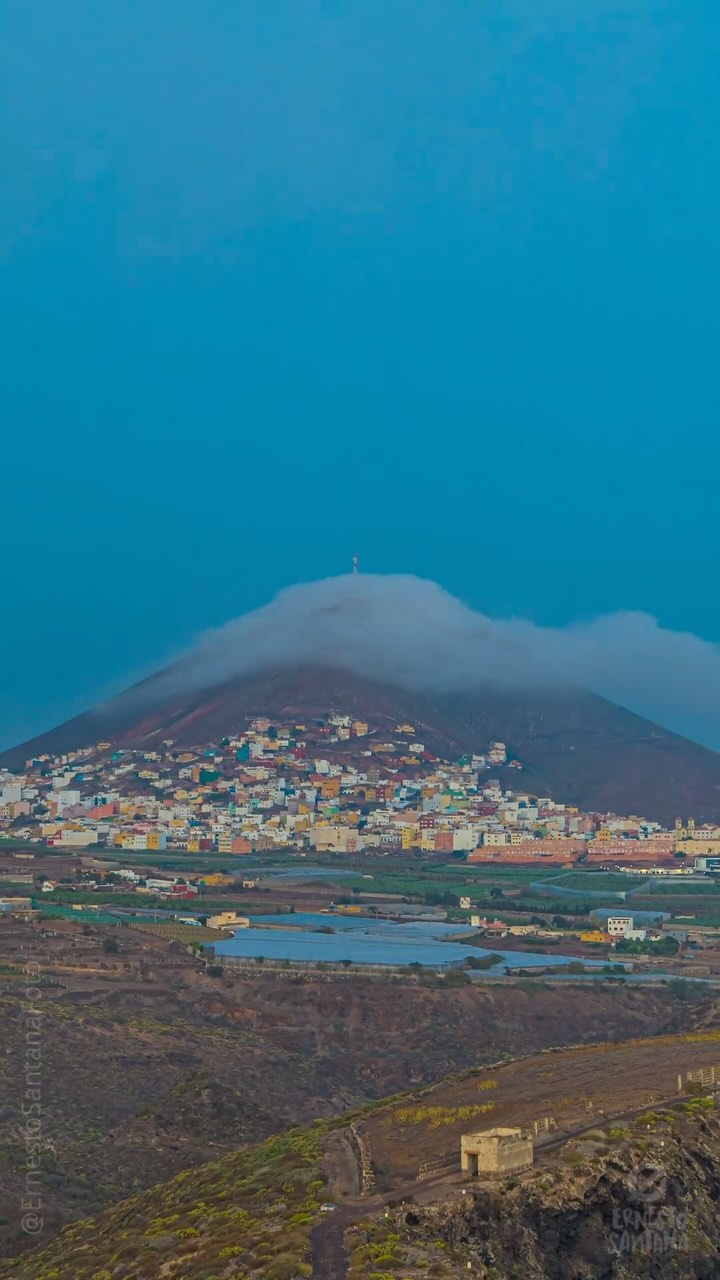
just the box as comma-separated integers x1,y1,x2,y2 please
1,713,719,871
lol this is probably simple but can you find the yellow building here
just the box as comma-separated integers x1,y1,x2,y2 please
354,785,376,801
402,825,419,849
207,912,249,929
677,837,720,856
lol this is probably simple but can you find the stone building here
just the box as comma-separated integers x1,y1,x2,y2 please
461,1126,534,1178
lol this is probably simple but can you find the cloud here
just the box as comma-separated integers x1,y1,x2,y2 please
146,574,720,745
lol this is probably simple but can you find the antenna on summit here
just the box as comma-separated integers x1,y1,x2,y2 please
352,553,359,575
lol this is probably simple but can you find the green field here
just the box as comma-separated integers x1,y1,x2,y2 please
630,896,720,927
33,902,123,924
16,845,720,927
550,871,644,891
636,880,720,896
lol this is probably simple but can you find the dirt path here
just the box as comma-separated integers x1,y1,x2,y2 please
311,1121,458,1280
310,1128,364,1280
310,1206,356,1280
322,1127,362,1199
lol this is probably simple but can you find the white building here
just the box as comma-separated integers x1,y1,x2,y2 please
602,916,635,936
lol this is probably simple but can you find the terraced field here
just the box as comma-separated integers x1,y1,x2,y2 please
362,1030,720,1186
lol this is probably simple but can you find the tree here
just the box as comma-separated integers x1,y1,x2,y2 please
444,967,470,986
102,937,119,954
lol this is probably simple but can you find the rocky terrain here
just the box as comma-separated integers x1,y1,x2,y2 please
374,1105,720,1278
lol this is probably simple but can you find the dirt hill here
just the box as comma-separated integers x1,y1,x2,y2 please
3,663,720,823
0,912,706,1262
7,1034,720,1280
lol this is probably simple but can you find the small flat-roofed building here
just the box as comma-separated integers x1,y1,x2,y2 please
461,1127,533,1178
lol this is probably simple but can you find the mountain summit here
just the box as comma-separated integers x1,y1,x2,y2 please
3,662,720,824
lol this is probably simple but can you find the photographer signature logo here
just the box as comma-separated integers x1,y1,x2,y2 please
627,1163,667,1205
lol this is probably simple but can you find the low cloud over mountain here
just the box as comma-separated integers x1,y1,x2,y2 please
152,574,720,747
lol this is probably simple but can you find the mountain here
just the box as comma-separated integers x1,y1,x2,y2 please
3,663,720,823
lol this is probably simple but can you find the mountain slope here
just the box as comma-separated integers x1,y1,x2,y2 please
7,1043,720,1280
3,663,720,823
0,666,473,765
432,684,720,824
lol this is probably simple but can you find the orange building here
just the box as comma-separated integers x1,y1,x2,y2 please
469,840,585,864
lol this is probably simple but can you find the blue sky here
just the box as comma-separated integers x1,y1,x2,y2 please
1,1,719,747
